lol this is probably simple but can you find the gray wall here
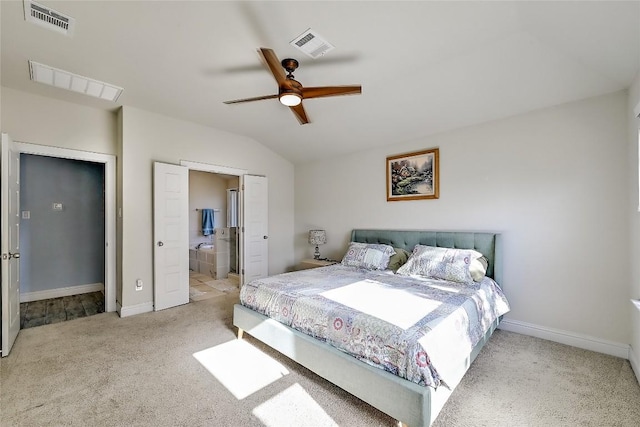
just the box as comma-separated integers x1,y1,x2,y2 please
20,154,105,293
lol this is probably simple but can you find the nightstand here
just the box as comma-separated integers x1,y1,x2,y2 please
298,258,337,270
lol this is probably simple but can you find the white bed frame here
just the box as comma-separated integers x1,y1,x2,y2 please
234,229,503,426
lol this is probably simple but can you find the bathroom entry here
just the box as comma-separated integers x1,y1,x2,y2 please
154,160,267,311
187,170,240,301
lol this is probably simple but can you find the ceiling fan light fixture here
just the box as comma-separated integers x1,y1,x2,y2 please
279,93,302,107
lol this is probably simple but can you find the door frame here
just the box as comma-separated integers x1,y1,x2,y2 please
15,142,117,312
180,160,247,284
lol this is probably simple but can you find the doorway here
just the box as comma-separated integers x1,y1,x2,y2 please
2,138,116,356
153,160,268,312
188,169,239,302
15,142,116,313
19,154,106,328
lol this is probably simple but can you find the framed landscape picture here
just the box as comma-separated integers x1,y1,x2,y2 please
386,148,439,201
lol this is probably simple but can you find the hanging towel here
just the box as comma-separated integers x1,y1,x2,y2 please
201,209,215,236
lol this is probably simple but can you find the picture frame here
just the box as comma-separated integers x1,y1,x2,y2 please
386,148,439,201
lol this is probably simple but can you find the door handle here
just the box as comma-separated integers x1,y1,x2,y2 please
10,252,20,259
158,241,164,247
263,236,268,239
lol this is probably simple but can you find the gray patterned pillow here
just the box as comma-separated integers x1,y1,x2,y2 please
341,242,396,270
396,245,484,284
387,247,411,272
469,255,489,282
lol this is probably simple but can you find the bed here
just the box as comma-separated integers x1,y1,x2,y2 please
233,229,509,426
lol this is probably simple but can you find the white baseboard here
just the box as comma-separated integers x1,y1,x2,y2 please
20,283,104,303
118,301,153,318
630,345,640,384
499,318,630,359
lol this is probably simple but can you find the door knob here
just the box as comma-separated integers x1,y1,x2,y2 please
10,252,20,259
263,235,268,239
158,241,164,247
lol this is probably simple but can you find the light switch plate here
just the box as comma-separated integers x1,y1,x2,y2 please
52,202,63,211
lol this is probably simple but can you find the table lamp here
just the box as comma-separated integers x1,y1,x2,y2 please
308,230,327,260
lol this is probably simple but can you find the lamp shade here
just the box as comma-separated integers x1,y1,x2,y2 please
308,230,327,245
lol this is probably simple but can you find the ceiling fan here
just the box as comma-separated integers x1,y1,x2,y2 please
223,48,362,125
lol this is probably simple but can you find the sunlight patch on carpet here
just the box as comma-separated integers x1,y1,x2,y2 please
193,340,289,399
253,383,338,427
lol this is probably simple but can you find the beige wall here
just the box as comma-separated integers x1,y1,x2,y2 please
295,91,630,346
120,106,294,310
628,73,640,377
1,87,117,154
2,84,636,360
3,87,121,304
2,88,295,314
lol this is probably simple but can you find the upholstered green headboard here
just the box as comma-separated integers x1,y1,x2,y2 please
350,229,503,284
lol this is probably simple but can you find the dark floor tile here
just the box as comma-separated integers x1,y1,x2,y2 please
23,300,47,321
22,317,47,329
62,295,87,321
19,303,27,329
45,298,66,323
81,292,105,316
20,291,105,330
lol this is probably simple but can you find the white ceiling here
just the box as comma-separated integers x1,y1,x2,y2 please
2,1,639,164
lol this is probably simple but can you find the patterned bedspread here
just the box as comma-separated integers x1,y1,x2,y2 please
239,264,510,389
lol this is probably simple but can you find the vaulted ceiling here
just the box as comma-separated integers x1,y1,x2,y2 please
2,1,639,164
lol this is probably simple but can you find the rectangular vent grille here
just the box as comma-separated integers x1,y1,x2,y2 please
290,29,334,59
24,1,75,36
29,61,123,102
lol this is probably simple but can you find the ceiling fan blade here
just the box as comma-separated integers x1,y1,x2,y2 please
290,103,309,125
223,94,278,104
259,48,286,85
302,85,362,99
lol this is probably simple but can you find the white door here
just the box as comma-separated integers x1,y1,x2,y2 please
1,134,21,356
240,175,268,285
153,162,189,311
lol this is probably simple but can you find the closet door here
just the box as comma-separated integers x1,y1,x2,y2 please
1,133,21,356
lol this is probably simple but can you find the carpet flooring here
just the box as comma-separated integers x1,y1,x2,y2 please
18,273,234,331
1,290,639,426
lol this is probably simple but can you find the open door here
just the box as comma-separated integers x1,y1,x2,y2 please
240,175,268,285
153,162,189,311
1,133,21,356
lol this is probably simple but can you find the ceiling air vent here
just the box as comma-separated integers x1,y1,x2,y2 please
290,28,334,59
29,61,123,102
23,0,75,36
